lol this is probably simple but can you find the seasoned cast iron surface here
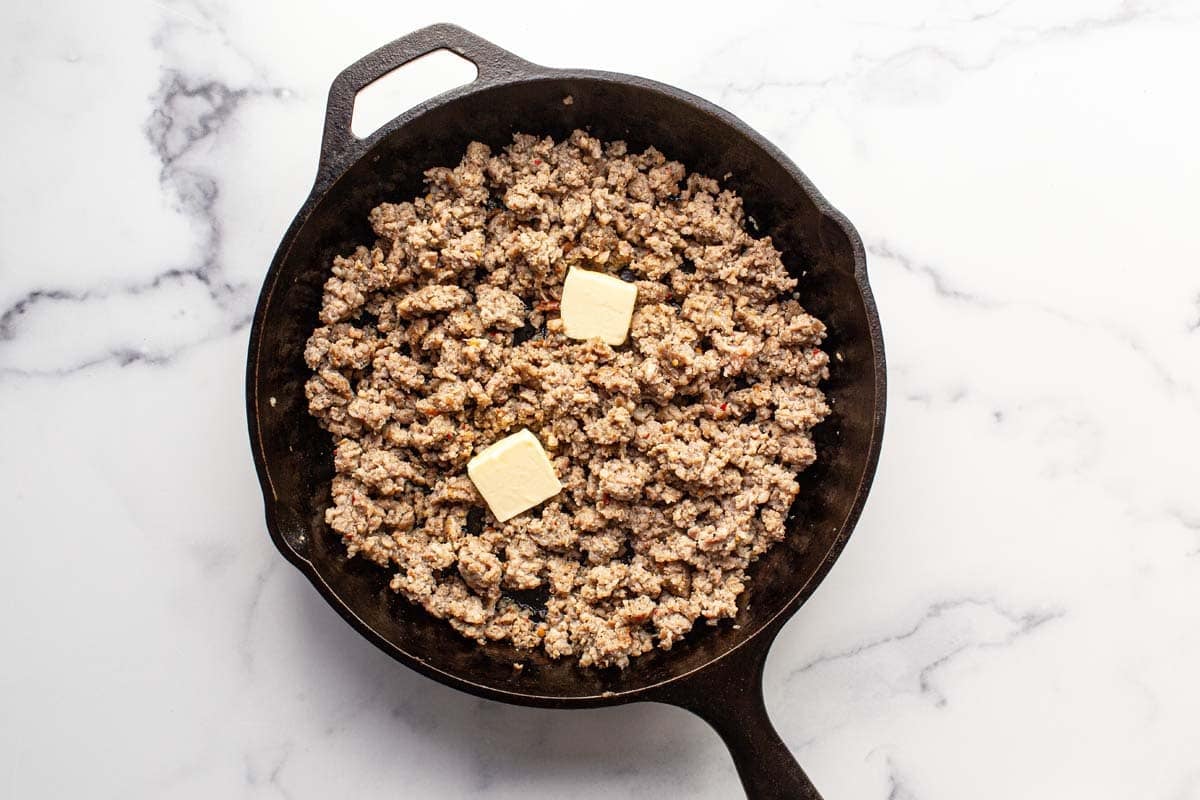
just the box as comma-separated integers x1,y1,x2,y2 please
248,30,884,708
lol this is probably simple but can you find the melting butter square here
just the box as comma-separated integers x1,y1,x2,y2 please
560,266,638,346
466,428,562,522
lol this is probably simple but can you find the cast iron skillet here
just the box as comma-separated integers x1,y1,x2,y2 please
246,23,885,799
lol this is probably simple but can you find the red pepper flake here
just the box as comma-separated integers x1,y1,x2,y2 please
601,493,610,504
721,402,728,412
533,158,542,165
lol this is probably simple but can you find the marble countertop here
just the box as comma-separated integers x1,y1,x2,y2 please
4,1,1199,797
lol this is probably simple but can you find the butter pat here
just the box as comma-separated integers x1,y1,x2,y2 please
467,429,562,522
560,266,638,346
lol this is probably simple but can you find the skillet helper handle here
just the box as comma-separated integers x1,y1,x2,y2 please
319,23,535,181
660,637,822,800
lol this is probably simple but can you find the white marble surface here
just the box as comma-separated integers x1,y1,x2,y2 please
3,1,1199,797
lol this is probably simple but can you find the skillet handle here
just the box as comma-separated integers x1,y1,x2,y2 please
656,633,823,800
318,23,535,184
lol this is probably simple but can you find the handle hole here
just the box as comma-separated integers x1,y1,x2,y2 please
350,49,478,139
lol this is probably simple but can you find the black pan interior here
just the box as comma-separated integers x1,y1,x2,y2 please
251,75,881,703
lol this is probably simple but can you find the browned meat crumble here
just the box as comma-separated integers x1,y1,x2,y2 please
304,130,830,668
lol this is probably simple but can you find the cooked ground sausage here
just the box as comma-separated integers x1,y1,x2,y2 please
305,131,829,668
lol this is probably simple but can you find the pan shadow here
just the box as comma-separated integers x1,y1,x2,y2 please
288,573,742,796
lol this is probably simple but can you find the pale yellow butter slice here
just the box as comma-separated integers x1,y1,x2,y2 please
467,429,563,522
560,266,638,346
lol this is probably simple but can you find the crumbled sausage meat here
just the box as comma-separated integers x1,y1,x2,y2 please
305,132,829,668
